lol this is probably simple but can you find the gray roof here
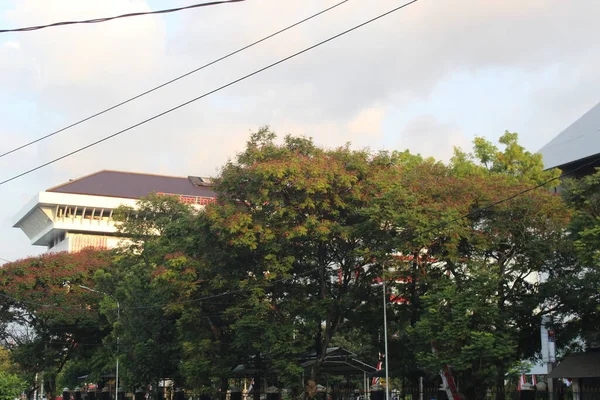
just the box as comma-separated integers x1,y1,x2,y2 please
539,101,600,170
47,170,215,199
548,352,600,378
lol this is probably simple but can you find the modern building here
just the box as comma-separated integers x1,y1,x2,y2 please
539,100,600,177
538,100,600,397
13,170,216,253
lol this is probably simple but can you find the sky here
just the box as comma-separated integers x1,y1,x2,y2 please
1,0,599,262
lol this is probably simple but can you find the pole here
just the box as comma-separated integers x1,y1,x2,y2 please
115,300,120,400
383,270,390,400
78,285,120,400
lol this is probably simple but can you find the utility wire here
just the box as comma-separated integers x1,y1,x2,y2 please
0,0,246,33
0,0,350,160
0,158,593,313
0,0,419,186
0,0,580,313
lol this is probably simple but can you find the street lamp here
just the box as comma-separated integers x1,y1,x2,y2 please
79,285,120,400
382,267,390,400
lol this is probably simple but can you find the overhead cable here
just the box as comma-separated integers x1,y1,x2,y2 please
0,0,246,33
0,0,350,159
0,0,420,186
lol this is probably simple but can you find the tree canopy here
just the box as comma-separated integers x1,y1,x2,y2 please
1,129,586,400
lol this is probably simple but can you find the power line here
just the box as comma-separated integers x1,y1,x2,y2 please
0,0,246,34
0,0,350,160
413,167,580,240
0,0,420,186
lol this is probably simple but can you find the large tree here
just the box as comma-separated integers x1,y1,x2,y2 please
557,169,600,348
399,133,571,400
184,128,409,388
94,193,195,393
0,249,111,399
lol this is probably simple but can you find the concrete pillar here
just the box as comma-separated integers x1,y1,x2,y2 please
173,388,185,400
267,386,280,400
231,386,242,400
316,385,327,400
135,389,145,400
572,379,581,400
371,384,384,400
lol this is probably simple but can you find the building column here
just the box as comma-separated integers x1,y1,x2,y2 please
572,378,581,400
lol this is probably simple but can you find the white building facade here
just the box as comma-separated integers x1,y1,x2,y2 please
14,170,215,253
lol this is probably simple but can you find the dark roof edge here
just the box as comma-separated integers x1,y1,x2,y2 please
46,169,191,192
544,152,600,172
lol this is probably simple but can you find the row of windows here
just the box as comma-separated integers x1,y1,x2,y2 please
55,205,113,221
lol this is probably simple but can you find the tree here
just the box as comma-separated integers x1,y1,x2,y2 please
170,128,424,393
558,170,600,348
451,131,561,186
0,249,111,399
397,133,571,400
0,372,25,400
93,194,196,392
0,346,25,400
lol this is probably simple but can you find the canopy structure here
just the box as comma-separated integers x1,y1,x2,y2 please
300,347,377,377
231,347,377,378
232,364,264,377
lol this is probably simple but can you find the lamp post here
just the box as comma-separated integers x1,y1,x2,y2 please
79,285,120,400
382,268,390,400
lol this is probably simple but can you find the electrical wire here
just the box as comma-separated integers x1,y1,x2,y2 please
0,0,246,34
0,0,420,186
0,0,585,314
0,0,350,160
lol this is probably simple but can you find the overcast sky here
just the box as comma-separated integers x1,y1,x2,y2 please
1,0,599,262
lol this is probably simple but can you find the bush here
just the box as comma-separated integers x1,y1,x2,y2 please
0,371,25,400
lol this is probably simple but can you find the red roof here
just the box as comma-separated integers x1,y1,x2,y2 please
47,170,216,200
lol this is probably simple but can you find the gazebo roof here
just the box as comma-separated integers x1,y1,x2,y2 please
300,347,377,376
231,347,377,377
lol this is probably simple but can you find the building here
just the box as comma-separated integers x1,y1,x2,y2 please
13,170,216,253
537,100,600,398
539,100,600,177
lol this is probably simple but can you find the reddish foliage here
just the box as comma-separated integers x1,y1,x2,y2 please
0,248,113,321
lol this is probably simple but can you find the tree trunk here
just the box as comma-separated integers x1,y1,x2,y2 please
410,251,419,326
253,375,262,400
496,261,506,400
45,374,57,400
220,377,229,400
496,364,506,400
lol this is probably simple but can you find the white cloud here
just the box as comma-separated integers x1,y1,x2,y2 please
3,41,20,49
396,115,470,162
1,0,600,259
347,106,385,140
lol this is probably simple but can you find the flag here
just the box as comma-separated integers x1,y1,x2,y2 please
372,356,383,386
